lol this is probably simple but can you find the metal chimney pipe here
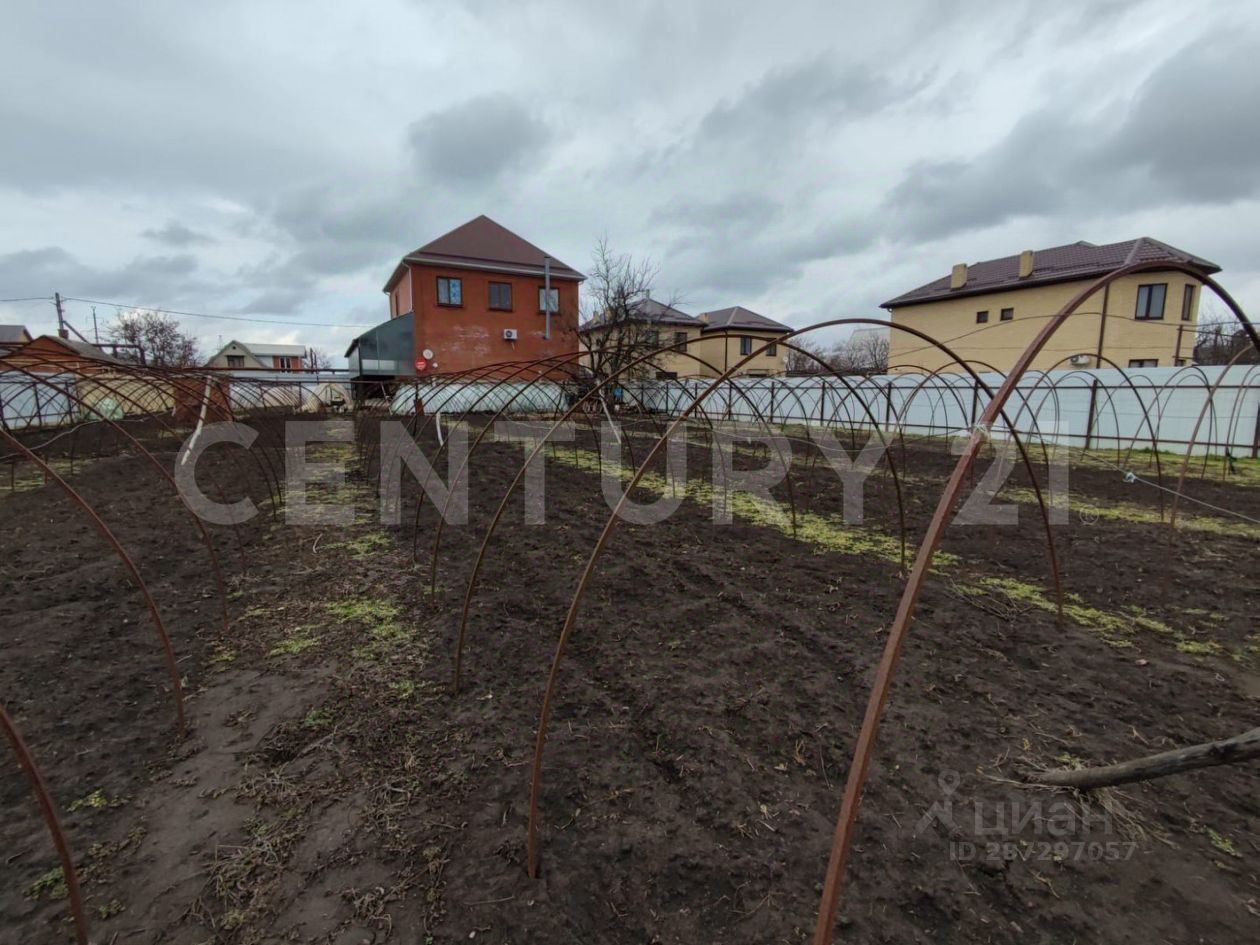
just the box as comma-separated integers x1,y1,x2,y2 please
544,257,552,340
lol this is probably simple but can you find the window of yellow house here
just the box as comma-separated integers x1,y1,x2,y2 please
1180,285,1196,321
673,331,688,350
999,307,1014,321
1128,358,1158,368
1135,283,1166,320
645,329,661,347
976,310,989,323
765,342,777,356
739,336,753,355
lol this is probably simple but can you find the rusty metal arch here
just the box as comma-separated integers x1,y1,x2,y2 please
60,363,259,566
450,336,842,694
524,316,1065,884
0,426,185,732
405,354,590,565
0,701,89,945
393,356,589,542
811,260,1260,945
431,342,797,611
416,346,803,608
370,357,556,489
1017,354,1172,497
424,356,598,596
1170,347,1258,524
1218,362,1260,465
0,358,231,630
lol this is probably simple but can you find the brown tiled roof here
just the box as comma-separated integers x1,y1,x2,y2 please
699,306,791,333
387,215,583,290
882,237,1221,309
579,298,702,332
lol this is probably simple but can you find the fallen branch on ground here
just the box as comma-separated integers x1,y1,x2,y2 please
1025,726,1260,790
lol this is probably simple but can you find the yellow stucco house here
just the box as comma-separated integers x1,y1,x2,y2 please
580,300,790,378
882,238,1220,374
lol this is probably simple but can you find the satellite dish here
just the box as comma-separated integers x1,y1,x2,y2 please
422,348,434,359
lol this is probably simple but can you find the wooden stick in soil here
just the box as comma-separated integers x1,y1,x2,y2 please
1026,726,1260,790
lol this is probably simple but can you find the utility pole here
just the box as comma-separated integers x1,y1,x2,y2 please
54,292,68,339
91,307,99,344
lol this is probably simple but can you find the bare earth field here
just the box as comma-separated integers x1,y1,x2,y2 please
2,414,1258,944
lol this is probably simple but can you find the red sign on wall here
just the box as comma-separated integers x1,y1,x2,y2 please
414,358,428,372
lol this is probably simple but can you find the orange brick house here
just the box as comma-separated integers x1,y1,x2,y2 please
349,216,583,381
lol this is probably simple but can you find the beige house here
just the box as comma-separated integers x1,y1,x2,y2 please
580,300,790,379
882,238,1219,374
206,340,308,372
694,306,791,377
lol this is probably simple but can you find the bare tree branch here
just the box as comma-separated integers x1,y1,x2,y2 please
1025,726,1260,790
579,237,680,386
107,310,201,367
305,346,333,371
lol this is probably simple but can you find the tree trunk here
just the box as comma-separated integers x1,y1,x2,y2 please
1025,726,1260,790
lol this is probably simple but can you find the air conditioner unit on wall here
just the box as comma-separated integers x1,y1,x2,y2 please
503,328,518,341
1070,354,1092,366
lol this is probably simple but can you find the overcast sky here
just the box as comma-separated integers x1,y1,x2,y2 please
2,0,1258,362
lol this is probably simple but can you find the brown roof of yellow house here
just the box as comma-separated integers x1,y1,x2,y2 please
882,237,1220,309
699,306,790,333
579,298,703,333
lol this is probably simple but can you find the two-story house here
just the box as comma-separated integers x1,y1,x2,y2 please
579,299,705,379
580,300,791,379
205,340,308,372
882,238,1220,374
348,216,583,383
695,306,791,377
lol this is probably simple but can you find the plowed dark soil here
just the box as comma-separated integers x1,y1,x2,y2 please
2,414,1257,945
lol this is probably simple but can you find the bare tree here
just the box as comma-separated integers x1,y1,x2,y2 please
828,331,890,376
107,309,201,367
305,346,333,370
579,237,682,384
786,337,831,374
1194,302,1257,365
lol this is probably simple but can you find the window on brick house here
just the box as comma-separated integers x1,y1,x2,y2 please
489,282,513,310
437,277,462,306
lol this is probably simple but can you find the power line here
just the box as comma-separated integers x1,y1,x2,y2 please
59,296,371,329
0,296,53,304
